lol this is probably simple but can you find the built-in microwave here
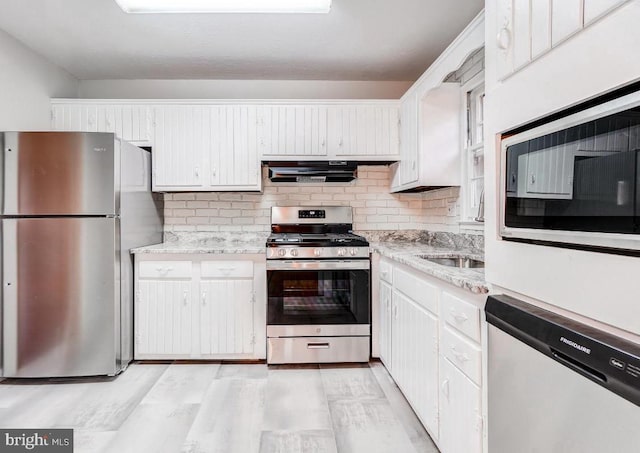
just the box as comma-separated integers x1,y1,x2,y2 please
500,88,640,253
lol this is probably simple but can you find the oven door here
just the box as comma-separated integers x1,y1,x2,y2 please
267,260,370,326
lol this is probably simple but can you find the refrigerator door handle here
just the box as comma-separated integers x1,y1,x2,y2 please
2,219,18,376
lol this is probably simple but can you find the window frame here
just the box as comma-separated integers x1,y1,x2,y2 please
460,71,485,226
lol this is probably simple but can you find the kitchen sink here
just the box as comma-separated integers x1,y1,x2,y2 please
415,254,484,269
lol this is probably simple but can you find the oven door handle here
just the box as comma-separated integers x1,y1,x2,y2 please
266,260,370,271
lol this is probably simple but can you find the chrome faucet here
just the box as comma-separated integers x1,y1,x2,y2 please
474,188,485,223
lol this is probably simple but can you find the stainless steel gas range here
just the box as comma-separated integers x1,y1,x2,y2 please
266,206,371,364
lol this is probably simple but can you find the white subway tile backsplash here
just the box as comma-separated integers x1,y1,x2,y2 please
163,165,463,234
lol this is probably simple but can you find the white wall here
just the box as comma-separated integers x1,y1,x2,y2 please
163,165,462,233
0,29,78,130
484,1,640,338
78,79,412,100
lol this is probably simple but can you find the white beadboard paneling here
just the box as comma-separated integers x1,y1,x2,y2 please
513,0,531,69
200,279,254,355
153,105,205,188
137,280,193,357
584,0,627,25
258,104,327,157
531,0,552,59
439,357,482,453
551,0,584,46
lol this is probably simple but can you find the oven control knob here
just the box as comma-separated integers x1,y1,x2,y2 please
314,248,322,257
290,249,298,257
349,248,358,256
337,248,347,257
278,249,287,257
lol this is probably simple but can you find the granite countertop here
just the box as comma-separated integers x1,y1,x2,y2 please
360,231,488,295
131,232,269,255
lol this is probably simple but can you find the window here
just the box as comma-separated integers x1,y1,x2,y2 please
462,76,485,223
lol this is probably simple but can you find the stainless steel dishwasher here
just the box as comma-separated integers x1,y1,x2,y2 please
486,295,640,453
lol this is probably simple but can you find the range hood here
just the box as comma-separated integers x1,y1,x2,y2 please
267,161,358,183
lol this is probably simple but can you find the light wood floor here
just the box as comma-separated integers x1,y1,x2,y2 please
0,361,439,453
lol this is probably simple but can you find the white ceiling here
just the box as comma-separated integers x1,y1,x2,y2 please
0,0,483,81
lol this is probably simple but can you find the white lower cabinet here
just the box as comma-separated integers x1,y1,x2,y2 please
136,279,194,356
374,254,486,453
439,356,483,453
134,254,266,360
392,290,439,436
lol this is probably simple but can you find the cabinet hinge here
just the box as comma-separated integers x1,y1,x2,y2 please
250,334,256,345
135,290,141,303
250,292,256,304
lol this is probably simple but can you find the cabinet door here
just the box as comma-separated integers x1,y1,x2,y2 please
440,357,483,453
210,105,261,189
136,280,193,357
551,0,583,46
51,104,84,131
406,296,439,437
97,105,152,142
379,280,393,370
153,105,207,188
584,0,627,25
392,290,439,437
397,93,419,187
328,105,399,158
200,278,254,355
257,105,328,157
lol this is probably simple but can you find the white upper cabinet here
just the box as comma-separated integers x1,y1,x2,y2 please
257,104,328,158
391,91,419,189
495,0,629,80
328,105,399,158
391,84,461,193
256,102,399,160
51,102,152,143
210,105,261,190
153,104,262,191
152,105,208,189
51,99,399,191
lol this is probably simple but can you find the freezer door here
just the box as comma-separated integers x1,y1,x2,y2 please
1,132,117,215
2,218,118,377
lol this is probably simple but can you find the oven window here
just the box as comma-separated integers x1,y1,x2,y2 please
505,106,640,234
267,269,370,325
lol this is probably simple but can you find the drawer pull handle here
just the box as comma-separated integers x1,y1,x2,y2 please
450,309,469,323
451,345,470,363
217,267,236,272
307,343,330,349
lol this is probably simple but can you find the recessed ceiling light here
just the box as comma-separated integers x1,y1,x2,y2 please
114,0,332,14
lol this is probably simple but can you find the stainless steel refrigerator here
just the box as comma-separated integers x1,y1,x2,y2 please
0,132,163,378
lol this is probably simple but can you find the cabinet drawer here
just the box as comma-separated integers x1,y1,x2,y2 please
138,261,192,279
441,291,481,342
379,259,393,283
201,260,253,278
442,326,482,385
394,267,438,314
